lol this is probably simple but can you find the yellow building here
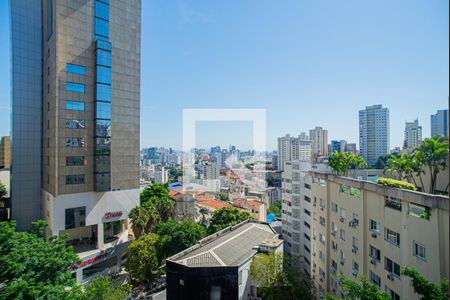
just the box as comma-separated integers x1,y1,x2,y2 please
309,171,449,299
0,136,10,169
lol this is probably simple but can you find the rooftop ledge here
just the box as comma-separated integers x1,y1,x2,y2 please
309,171,449,211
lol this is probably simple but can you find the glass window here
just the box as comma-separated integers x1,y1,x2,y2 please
65,206,85,229
103,220,123,243
95,138,111,155
340,229,346,241
96,83,111,102
95,0,109,20
369,245,381,261
384,257,401,277
46,0,53,40
331,202,337,212
66,156,86,166
65,137,85,148
304,208,310,216
97,49,112,67
66,175,85,185
95,17,109,38
66,82,85,93
370,219,380,231
409,204,430,220
66,119,85,129
385,228,400,247
369,271,381,287
413,241,426,260
96,119,111,137
96,102,111,119
66,63,85,75
95,173,111,191
66,100,85,111
96,40,112,51
95,156,111,173
97,66,111,84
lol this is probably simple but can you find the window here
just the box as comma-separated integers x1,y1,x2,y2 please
66,63,85,75
409,204,430,220
339,250,345,263
352,213,359,225
304,221,310,229
65,206,85,229
304,245,310,253
332,241,338,252
95,0,109,20
304,209,311,216
304,196,311,203
65,119,85,129
96,83,111,102
370,219,380,231
96,119,111,137
385,228,400,247
304,233,310,241
319,198,325,208
66,156,86,166
66,175,85,185
413,241,426,261
103,220,124,243
331,202,338,213
340,229,346,241
65,137,85,148
385,286,400,300
332,260,338,270
352,237,359,250
95,138,111,155
352,260,359,272
95,18,109,38
319,250,325,262
66,82,85,93
340,184,350,193
340,208,346,220
320,217,326,226
369,245,381,261
96,102,111,119
331,221,337,234
319,179,326,186
384,257,401,277
97,49,112,67
369,271,381,287
97,65,111,84
350,187,361,197
319,233,325,244
66,100,85,111
385,196,402,211
46,0,53,40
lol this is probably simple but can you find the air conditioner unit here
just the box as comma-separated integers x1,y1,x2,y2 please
349,221,354,227
340,217,345,222
352,247,357,254
370,258,377,265
340,260,345,265
387,273,395,281
331,231,336,236
352,270,357,277
371,229,380,237
353,219,359,225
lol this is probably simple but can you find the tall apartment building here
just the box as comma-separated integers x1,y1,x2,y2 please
309,127,328,159
277,133,312,171
359,105,390,167
281,161,328,274
431,109,448,137
403,119,422,150
309,171,449,299
0,136,11,169
10,0,141,282
330,140,347,153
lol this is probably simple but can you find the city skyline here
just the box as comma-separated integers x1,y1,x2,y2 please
0,0,449,150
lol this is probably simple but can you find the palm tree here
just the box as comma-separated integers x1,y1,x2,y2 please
128,206,150,239
414,135,449,194
153,196,174,223
199,207,208,224
348,153,368,177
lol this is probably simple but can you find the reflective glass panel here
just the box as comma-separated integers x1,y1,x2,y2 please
95,155,111,173
96,83,111,102
96,102,111,119
66,63,85,75
66,119,86,129
96,66,111,84
95,17,109,38
66,175,85,185
66,156,86,166
65,206,86,229
66,100,85,111
96,119,111,137
96,40,112,51
95,1,109,20
66,82,85,93
65,137,85,148
95,173,111,191
95,137,111,155
97,49,111,67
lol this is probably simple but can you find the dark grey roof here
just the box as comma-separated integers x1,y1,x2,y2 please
168,220,280,267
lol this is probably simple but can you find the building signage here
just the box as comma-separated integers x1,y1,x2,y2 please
104,211,123,219
70,248,115,270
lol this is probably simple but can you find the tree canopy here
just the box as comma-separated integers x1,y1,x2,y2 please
402,267,448,300
327,151,368,177
268,200,282,218
81,275,130,300
0,220,80,300
207,207,253,234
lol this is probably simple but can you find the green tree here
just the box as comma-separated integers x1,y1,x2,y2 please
128,205,151,239
0,181,7,208
124,233,160,285
414,135,449,194
0,220,81,300
207,207,253,234
199,207,208,224
82,275,131,300
402,267,448,300
328,151,367,177
268,200,282,218
154,220,206,262
374,153,397,170
250,252,315,300
140,184,174,222
324,275,390,300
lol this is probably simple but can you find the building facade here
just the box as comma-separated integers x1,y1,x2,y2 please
309,171,449,299
10,0,141,282
430,109,448,137
277,133,312,171
359,105,390,167
403,119,422,150
0,136,11,169
309,127,328,159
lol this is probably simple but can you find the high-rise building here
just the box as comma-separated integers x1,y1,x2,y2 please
403,119,422,150
330,140,348,153
277,133,312,171
309,127,328,159
359,105,390,167
0,136,11,169
308,171,449,299
431,109,448,137
10,0,141,282
281,161,328,274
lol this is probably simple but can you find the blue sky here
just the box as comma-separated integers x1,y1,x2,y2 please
0,1,448,151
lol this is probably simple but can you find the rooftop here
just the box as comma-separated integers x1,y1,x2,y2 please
196,198,231,210
167,220,280,268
